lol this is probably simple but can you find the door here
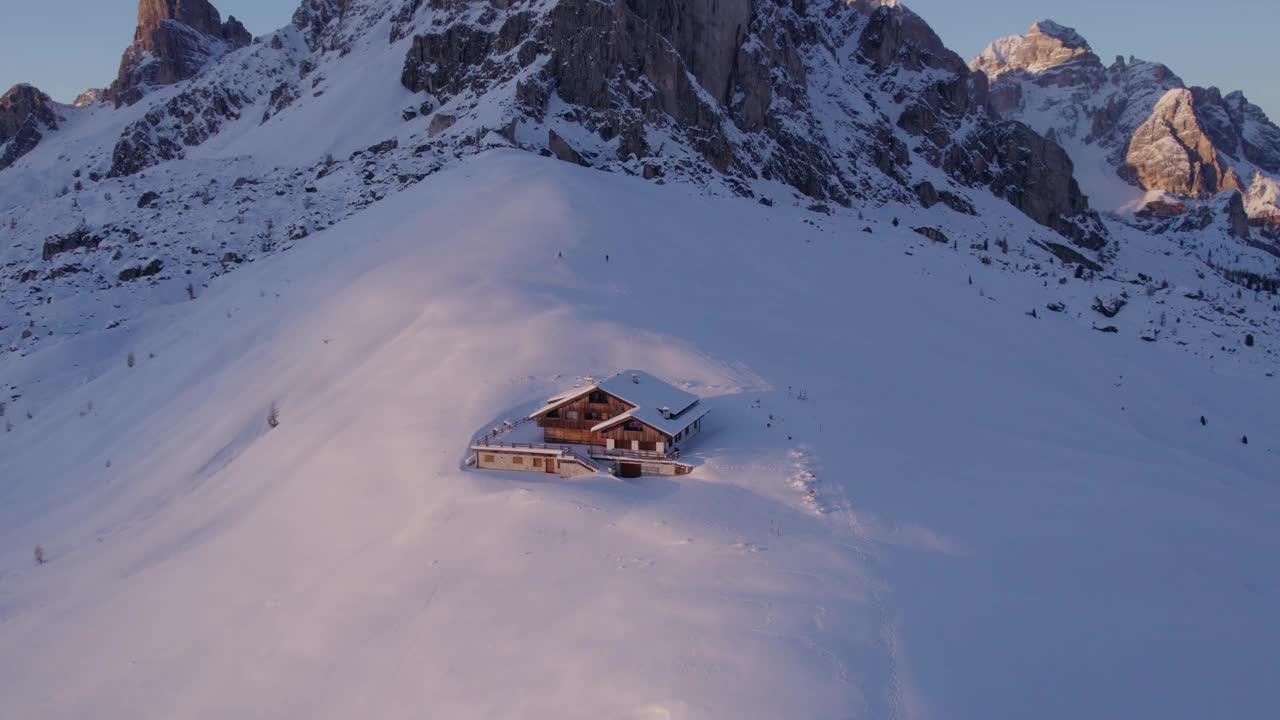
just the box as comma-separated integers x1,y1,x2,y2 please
619,463,643,479
546,458,558,474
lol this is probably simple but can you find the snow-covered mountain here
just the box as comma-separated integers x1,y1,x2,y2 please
8,0,1277,363
973,20,1280,244
2,2,1279,718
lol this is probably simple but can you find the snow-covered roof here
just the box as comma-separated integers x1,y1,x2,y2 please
527,370,700,421
527,388,594,419
590,403,711,438
598,371,700,417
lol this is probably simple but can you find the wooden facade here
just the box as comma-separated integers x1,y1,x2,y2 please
530,374,706,456
539,389,638,444
599,421,670,452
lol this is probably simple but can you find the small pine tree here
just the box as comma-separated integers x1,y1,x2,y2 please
186,283,196,300
34,545,46,565
127,351,136,368
267,403,280,429
1241,435,1249,445
891,217,900,227
1200,416,1207,427
1245,334,1254,347
261,219,276,253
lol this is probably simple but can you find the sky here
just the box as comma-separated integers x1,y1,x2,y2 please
0,0,1277,118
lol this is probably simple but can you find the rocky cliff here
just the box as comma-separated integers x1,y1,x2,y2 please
395,0,1106,249
107,0,253,106
1,0,1276,363
1124,88,1244,198
0,85,59,172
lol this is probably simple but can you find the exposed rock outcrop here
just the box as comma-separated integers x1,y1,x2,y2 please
108,84,249,177
852,4,1104,247
107,0,253,106
954,120,1108,250
73,88,107,107
42,228,103,261
0,84,59,171
397,0,1107,248
1124,88,1242,197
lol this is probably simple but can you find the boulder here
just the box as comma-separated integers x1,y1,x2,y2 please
912,226,950,244
118,258,164,282
427,114,457,137
548,130,587,166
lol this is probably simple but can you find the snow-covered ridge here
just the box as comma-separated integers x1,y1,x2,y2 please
2,149,1278,720
1,3,1279,717
2,0,1275,363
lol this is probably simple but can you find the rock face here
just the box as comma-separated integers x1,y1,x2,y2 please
0,84,59,171
108,85,249,177
1124,88,1243,198
972,19,1280,231
397,0,1107,249
107,0,252,106
956,121,1107,249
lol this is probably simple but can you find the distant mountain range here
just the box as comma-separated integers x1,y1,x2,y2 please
1,0,1277,359
972,20,1280,239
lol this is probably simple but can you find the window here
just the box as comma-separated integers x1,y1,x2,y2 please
484,455,495,463
586,411,599,421
625,420,644,432
566,410,579,421
547,408,560,419
533,457,543,467
589,391,606,404
513,456,524,465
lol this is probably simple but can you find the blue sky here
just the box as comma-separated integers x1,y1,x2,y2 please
2,0,1277,119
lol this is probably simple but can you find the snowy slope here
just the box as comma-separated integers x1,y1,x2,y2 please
2,151,1278,719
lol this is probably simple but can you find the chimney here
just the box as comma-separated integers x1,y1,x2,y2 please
659,406,671,419
632,373,639,384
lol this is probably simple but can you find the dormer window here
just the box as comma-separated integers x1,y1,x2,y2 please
589,390,606,404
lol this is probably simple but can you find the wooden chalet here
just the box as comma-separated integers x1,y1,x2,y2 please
527,371,709,455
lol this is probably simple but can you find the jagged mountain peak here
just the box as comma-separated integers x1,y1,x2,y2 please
972,19,1099,81
106,0,253,106
1028,20,1089,48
